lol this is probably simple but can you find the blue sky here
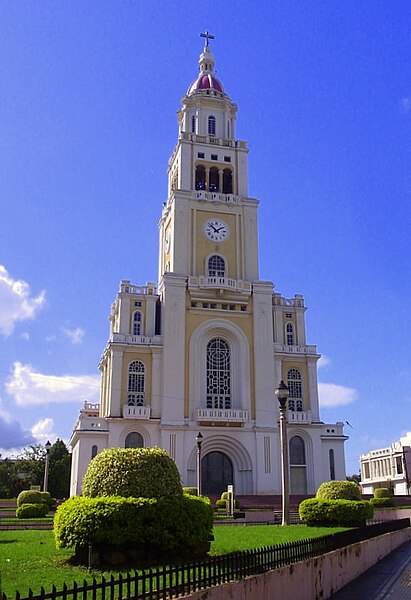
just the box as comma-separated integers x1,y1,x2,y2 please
0,1,410,476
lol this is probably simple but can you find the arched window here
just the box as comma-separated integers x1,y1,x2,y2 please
128,360,145,406
195,165,206,190
223,169,232,194
132,311,143,336
208,115,216,136
125,432,144,448
287,368,303,411
206,338,231,409
285,322,294,345
208,255,225,278
329,449,335,480
289,435,307,494
91,445,98,459
290,436,306,465
209,167,219,192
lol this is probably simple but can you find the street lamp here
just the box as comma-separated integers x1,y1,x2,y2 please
275,381,290,526
43,440,52,493
196,432,203,496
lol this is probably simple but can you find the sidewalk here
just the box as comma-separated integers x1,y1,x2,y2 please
329,540,411,599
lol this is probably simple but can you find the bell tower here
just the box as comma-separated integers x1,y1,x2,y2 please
158,32,259,285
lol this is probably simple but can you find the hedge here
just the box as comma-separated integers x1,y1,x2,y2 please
17,490,44,507
54,494,214,552
16,503,49,519
299,498,374,526
374,488,392,499
82,447,183,498
316,481,361,501
370,497,395,508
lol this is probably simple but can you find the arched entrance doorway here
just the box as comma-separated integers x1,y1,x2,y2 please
201,451,233,496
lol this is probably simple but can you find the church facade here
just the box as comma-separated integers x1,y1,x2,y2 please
69,37,347,497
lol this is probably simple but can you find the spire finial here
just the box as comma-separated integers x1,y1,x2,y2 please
200,30,214,49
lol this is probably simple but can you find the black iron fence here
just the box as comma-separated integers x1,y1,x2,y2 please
3,518,409,600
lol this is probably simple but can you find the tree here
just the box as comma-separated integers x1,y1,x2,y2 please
48,439,71,498
12,440,71,498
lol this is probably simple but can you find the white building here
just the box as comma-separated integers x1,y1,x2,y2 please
70,35,348,497
360,432,411,496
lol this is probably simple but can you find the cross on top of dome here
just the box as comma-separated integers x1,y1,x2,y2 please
200,30,214,49
187,30,224,96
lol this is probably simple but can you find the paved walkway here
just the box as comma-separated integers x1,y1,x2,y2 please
329,540,411,599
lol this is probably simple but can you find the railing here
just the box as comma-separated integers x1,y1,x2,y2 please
5,520,409,600
179,131,248,150
272,293,305,307
274,343,317,354
80,401,100,414
197,408,248,423
188,276,252,293
119,280,157,295
122,405,151,419
287,410,312,423
111,333,162,345
193,190,239,204
73,414,108,431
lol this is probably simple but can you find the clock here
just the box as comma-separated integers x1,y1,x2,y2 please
164,229,171,253
203,218,229,242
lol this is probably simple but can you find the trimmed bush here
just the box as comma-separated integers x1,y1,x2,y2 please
374,487,392,499
82,447,183,498
370,497,395,508
299,498,374,526
17,490,44,507
183,487,198,495
54,494,214,552
16,503,49,519
316,481,361,501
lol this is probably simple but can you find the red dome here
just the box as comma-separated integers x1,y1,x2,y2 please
188,73,224,95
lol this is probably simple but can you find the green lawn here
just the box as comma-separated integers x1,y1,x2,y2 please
0,525,348,597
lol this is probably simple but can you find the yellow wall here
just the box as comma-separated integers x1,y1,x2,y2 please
195,210,238,277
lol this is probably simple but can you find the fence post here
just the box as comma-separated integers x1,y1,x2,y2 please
87,541,93,572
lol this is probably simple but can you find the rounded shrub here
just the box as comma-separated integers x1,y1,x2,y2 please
54,494,214,553
82,447,183,498
183,487,198,495
16,503,49,519
374,487,392,499
370,497,395,508
316,480,361,501
299,498,374,526
17,490,44,507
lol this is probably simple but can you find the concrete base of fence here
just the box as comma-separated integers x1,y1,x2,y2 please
182,527,411,600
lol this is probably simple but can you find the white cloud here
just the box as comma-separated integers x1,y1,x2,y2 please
6,362,100,406
399,97,410,113
20,332,30,341
31,418,56,445
318,382,357,407
62,326,85,345
0,399,35,450
317,355,331,369
0,266,46,336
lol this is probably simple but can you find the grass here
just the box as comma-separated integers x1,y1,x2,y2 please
0,525,349,597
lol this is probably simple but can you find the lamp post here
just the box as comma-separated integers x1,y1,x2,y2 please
196,432,203,496
275,381,290,526
43,440,52,492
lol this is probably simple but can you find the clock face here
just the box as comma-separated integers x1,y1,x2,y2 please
164,229,171,253
203,218,229,242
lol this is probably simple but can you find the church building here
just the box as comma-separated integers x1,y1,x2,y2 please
69,34,348,497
